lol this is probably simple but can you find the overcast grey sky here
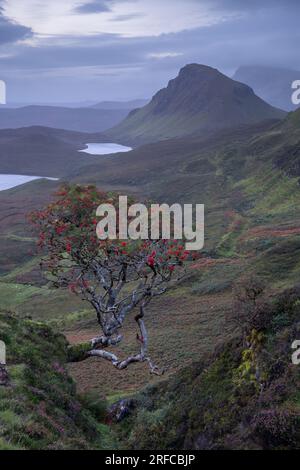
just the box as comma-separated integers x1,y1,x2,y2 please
0,0,299,104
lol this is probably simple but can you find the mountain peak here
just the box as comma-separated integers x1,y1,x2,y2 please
179,63,219,76
170,63,226,89
106,63,286,145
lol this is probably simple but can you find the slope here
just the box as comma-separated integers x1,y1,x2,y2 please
0,312,114,449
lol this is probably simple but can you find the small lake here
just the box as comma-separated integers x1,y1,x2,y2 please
0,143,131,191
79,142,132,155
0,175,58,191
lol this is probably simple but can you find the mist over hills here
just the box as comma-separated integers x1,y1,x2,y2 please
105,64,286,145
0,104,136,133
91,99,149,110
233,65,300,111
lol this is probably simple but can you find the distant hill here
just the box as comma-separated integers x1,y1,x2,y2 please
91,99,149,110
233,65,300,111
105,64,286,145
0,126,90,177
0,105,133,133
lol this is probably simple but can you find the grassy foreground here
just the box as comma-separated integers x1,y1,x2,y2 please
0,312,115,450
116,285,300,450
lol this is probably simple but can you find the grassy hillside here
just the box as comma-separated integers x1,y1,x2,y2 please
0,312,115,449
117,285,300,450
1,110,300,412
0,126,92,177
0,179,59,275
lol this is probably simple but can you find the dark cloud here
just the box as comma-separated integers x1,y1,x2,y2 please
111,13,145,22
74,0,139,14
208,0,300,11
75,1,111,14
0,7,32,44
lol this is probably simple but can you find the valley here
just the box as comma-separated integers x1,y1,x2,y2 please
0,63,300,450
0,101,145,133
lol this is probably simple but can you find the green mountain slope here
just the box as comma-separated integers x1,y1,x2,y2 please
72,112,300,249
0,312,114,450
118,285,300,450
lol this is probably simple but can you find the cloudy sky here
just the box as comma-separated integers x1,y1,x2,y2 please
0,0,299,104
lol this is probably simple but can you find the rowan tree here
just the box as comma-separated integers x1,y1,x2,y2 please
30,184,191,374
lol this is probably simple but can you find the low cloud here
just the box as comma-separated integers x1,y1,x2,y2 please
148,52,183,60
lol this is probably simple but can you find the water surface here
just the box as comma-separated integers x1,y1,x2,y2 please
79,142,132,155
0,175,58,191
0,142,131,191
